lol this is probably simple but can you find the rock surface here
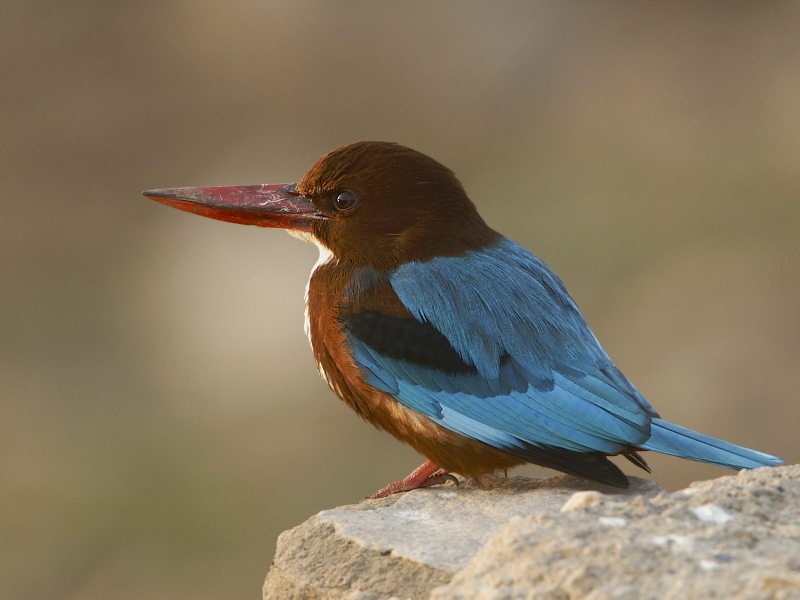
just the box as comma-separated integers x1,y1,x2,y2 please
263,465,800,600
263,475,662,600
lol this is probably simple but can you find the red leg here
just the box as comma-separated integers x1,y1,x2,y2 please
368,460,459,499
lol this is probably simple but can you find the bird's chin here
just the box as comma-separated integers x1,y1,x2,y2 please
287,229,337,269
286,229,318,245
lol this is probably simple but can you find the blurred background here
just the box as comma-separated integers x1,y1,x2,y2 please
2,1,799,598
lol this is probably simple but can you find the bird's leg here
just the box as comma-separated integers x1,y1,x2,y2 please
368,460,459,499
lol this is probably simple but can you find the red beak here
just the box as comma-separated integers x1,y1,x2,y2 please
142,184,327,232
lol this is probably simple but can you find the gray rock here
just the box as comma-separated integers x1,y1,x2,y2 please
432,465,800,600
264,466,800,599
263,475,662,600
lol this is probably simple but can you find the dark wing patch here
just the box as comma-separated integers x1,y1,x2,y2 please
345,310,476,375
345,311,537,399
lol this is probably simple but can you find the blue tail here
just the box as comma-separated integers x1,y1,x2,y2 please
641,418,783,470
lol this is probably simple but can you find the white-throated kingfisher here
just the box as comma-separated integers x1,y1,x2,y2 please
144,141,783,498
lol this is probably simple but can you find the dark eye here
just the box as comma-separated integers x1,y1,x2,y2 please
333,190,357,211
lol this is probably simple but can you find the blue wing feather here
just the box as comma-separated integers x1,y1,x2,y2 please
345,236,782,471
390,238,617,382
344,237,652,451
388,237,653,444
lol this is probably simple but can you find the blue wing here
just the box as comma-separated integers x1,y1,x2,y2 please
344,237,782,475
346,238,654,454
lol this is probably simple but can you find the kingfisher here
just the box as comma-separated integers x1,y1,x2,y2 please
144,141,783,498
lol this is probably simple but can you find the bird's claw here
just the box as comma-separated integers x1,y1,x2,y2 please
366,460,459,499
440,473,460,487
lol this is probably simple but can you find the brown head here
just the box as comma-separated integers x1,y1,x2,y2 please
144,141,498,271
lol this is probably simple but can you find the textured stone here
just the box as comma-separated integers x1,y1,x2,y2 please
432,465,800,600
264,466,800,599
263,475,662,600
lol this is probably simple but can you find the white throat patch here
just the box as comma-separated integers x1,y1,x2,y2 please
287,230,337,344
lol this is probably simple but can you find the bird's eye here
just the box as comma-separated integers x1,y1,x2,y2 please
333,191,357,211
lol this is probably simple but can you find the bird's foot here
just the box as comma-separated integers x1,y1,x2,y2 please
368,460,459,499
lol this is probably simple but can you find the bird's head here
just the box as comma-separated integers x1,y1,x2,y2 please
144,141,498,270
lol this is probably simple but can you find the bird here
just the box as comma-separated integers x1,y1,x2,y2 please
144,141,783,498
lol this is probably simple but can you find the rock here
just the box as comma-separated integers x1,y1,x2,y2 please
432,465,800,600
263,475,663,600
264,466,800,599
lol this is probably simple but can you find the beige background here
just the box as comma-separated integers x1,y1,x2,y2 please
2,2,798,599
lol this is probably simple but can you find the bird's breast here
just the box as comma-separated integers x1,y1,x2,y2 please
304,260,442,436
